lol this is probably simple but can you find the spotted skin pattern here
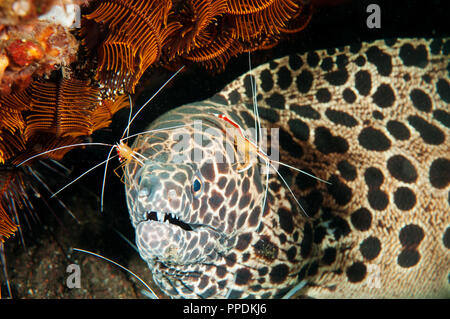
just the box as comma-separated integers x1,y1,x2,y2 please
124,38,450,298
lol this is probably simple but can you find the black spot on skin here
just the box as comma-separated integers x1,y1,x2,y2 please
208,191,224,210
243,74,255,98
237,212,249,230
410,89,432,112
269,61,278,69
325,109,358,127
422,74,432,83
210,93,228,105
313,226,326,244
320,57,333,71
436,79,450,103
286,247,297,262
229,89,241,104
254,238,278,260
226,290,243,298
303,190,322,217
266,92,285,110
235,268,252,285
242,177,250,194
430,38,443,54
298,265,308,282
354,55,366,67
240,111,255,130
295,168,317,190
338,160,357,181
260,69,274,92
296,69,313,93
248,207,260,227
278,208,294,233
316,88,331,103
372,83,395,108
394,187,417,211
322,247,337,265
314,127,349,154
229,191,238,208
346,262,367,283
399,224,424,248
201,286,217,298
330,215,351,240
236,233,252,251
324,68,348,86
269,264,289,284
403,73,411,81
387,120,411,140
399,43,428,68
387,155,418,183
290,104,320,119
198,276,209,290
279,233,287,245
358,127,391,151
336,54,349,69
201,163,215,181
408,115,445,145
289,54,303,70
288,119,309,141
279,129,303,158
327,175,352,206
368,189,389,211
364,167,384,188
354,70,372,96
343,88,356,103
366,46,393,76
443,227,450,249
397,249,420,268
307,51,320,67
225,179,235,197
300,222,313,258
259,107,280,123
216,266,227,278
238,194,251,210
360,236,381,260
225,252,237,267
433,110,450,128
307,261,319,276
277,66,292,89
429,158,450,189
258,267,268,276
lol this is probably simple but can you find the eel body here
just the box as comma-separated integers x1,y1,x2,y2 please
124,38,450,298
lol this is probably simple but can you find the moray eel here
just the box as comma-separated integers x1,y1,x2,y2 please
124,38,450,298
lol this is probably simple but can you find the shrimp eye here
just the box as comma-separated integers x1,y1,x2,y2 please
192,177,202,197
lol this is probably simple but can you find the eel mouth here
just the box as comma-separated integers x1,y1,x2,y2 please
144,211,195,231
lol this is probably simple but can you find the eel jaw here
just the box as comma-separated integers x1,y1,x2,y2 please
143,211,201,231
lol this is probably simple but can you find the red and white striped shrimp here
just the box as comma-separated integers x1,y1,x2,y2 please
210,54,331,218
17,66,186,212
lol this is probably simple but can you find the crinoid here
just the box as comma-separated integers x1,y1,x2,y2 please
83,0,180,93
0,76,129,243
83,0,314,90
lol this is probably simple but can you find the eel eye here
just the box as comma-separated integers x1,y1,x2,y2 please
192,177,203,198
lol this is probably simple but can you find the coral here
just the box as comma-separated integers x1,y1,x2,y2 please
83,0,313,93
0,20,79,96
0,0,316,243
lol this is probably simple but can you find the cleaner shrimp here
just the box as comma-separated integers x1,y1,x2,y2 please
17,66,186,212
211,53,331,218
